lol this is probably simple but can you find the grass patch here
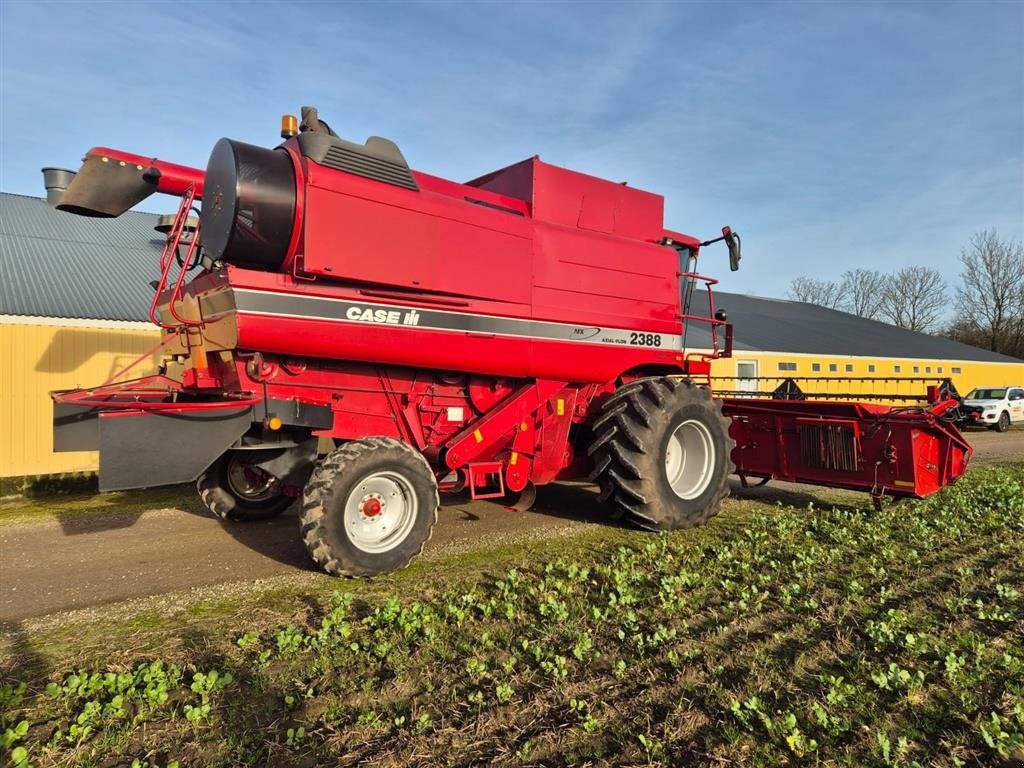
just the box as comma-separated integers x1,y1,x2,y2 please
0,485,199,527
0,473,98,499
2,464,1022,767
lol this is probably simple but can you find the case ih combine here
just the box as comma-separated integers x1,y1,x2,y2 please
51,107,971,576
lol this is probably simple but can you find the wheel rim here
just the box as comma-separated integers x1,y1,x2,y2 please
664,419,716,500
226,456,278,502
344,471,419,553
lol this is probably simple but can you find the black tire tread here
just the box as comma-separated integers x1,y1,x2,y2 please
299,437,438,577
196,453,294,522
589,376,734,530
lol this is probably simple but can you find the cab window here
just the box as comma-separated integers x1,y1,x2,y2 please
967,388,1007,400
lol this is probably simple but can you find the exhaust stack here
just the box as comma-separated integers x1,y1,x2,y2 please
41,167,76,206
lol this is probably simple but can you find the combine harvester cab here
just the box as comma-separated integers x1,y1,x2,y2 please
51,107,971,576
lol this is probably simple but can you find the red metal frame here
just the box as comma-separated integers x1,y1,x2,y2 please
149,185,203,329
678,272,731,362
81,147,205,197
723,397,971,501
52,375,259,411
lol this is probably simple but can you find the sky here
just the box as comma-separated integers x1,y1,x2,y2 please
1,0,1021,300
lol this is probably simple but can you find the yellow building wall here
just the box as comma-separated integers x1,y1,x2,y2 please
0,319,161,477
711,351,1024,402
2,319,1022,479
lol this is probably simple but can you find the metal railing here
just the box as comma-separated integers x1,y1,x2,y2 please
711,375,960,403
679,272,731,362
148,185,203,329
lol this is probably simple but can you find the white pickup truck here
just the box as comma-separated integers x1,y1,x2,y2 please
960,386,1024,432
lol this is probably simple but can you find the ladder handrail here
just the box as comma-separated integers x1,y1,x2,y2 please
148,186,203,329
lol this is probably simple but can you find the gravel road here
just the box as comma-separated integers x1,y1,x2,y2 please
1,429,1020,623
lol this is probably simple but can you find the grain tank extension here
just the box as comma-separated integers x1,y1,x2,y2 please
51,107,971,576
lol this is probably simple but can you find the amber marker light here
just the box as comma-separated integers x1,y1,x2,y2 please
280,114,298,139
268,416,283,431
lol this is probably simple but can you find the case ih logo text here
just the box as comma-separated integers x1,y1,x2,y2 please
346,306,421,326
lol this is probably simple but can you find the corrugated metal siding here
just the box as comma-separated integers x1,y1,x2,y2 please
0,194,163,321
716,291,1022,364
0,322,161,477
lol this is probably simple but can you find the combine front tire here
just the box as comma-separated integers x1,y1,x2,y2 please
197,451,295,522
300,438,439,577
589,377,734,530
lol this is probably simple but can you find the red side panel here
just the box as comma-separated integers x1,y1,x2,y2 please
468,157,665,241
466,158,535,205
233,309,685,383
276,154,687,383
223,266,685,385
300,161,534,305
723,398,972,499
532,224,680,332
532,160,664,241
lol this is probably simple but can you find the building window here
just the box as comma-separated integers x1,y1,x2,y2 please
868,364,876,373
829,363,838,373
938,367,943,374
952,367,962,374
845,364,854,373
811,363,821,372
894,365,902,373
925,366,932,373
778,362,797,372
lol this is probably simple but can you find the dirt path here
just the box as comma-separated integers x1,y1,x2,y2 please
0,484,603,622
2,430,1020,623
959,426,1024,464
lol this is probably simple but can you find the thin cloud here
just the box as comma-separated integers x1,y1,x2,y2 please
1,0,1020,306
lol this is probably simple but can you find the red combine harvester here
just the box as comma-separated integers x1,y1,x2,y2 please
51,107,971,576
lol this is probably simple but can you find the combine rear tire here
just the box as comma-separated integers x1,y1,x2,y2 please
197,451,295,522
300,437,439,577
588,377,734,530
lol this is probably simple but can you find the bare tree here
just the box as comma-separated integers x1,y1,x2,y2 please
879,266,947,332
787,277,844,309
838,269,886,319
1012,278,1024,357
953,229,1024,354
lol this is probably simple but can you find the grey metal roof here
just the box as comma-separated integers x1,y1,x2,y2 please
0,192,1019,364
714,291,1022,363
0,193,164,322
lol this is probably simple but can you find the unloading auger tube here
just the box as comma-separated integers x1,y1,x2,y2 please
50,106,973,577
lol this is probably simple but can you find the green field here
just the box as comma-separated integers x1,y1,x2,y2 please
2,464,1022,767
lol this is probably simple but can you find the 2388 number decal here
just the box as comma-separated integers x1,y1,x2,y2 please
629,332,662,347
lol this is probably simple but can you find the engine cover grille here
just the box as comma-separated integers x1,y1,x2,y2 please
297,131,419,191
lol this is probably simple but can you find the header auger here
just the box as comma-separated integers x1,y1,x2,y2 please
51,106,971,576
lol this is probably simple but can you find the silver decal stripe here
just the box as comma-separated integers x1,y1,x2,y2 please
232,289,682,349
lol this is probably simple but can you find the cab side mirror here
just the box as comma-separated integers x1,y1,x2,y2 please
723,226,741,272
